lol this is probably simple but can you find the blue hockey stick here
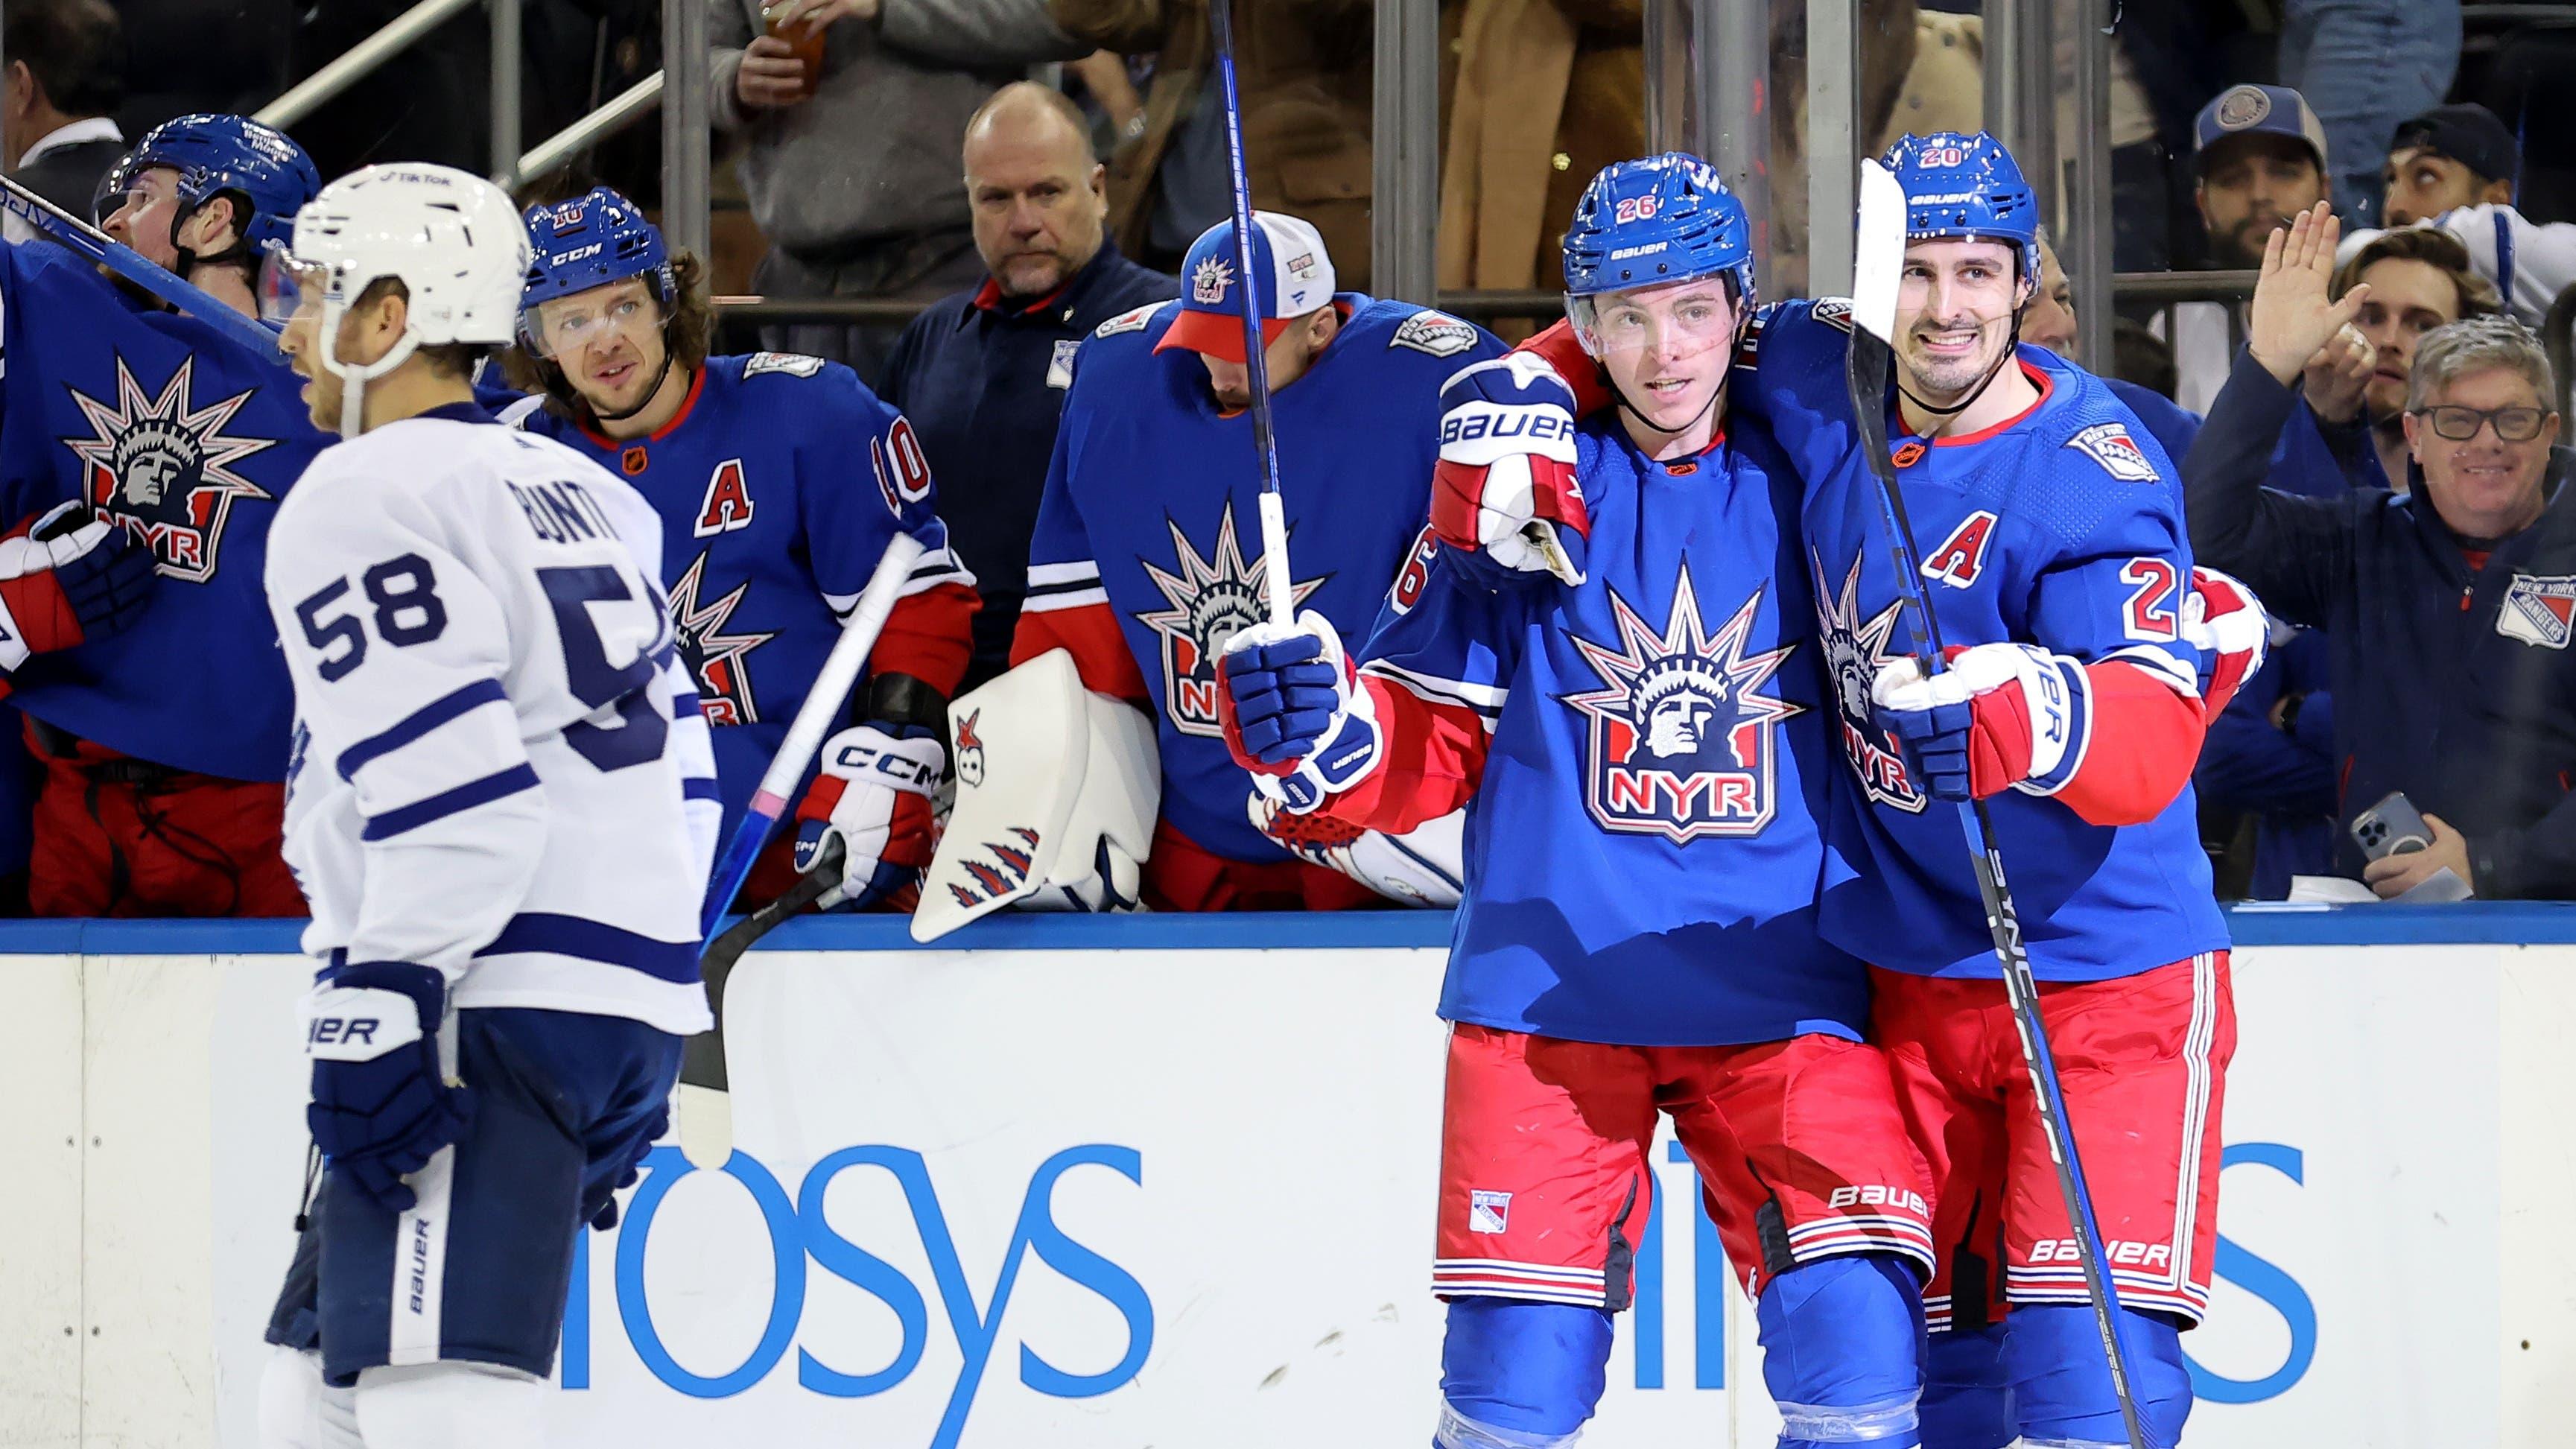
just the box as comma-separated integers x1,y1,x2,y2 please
0,174,285,358
1205,0,1297,627
1843,159,2154,1449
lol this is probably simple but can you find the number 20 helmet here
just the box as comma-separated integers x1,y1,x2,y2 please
1882,130,2042,289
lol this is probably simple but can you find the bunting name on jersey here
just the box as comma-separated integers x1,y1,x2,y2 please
2500,573,2576,650
1561,566,1802,843
2065,421,2160,482
1136,501,1325,737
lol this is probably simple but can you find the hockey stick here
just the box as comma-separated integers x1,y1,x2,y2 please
0,174,286,358
1206,0,1297,627
676,835,841,1169
1843,159,2154,1449
679,530,927,1165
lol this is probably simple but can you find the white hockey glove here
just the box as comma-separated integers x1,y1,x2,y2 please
1216,609,1383,814
792,722,945,910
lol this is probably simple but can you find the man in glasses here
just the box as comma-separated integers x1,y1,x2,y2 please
2190,205,2576,898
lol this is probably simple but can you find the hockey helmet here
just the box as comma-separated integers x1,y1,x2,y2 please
1882,131,2042,288
518,187,674,352
98,113,321,259
1561,153,1755,306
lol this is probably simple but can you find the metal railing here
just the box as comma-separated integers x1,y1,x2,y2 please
255,0,483,132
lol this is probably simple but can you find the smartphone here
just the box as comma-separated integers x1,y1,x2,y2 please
2351,791,2432,861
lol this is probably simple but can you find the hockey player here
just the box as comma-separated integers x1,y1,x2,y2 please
0,112,324,915
255,162,717,1449
1488,135,2265,1449
1003,210,1503,911
510,188,978,909
1221,156,1935,1449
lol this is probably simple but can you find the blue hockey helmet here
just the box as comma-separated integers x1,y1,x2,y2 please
1881,130,2041,288
101,113,320,258
517,187,675,354
1561,152,1755,307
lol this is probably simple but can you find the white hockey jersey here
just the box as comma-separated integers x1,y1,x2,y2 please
265,402,717,1035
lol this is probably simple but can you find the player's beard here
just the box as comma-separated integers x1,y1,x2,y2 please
1900,312,2011,405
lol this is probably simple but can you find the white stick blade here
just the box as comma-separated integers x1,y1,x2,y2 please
676,1082,734,1170
1852,159,1907,343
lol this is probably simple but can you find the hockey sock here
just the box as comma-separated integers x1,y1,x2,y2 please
1433,1297,1615,1448
256,1346,362,1449
352,1362,546,1449
2002,1304,2191,1448
1920,1322,2014,1449
1757,1254,1927,1447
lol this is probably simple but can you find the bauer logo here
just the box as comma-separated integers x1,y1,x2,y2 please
1562,567,1801,843
565,1144,1153,1447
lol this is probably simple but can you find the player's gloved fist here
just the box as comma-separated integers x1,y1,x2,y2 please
2182,565,2270,720
0,501,156,669
793,721,944,910
583,1100,667,1231
299,962,474,1214
1430,355,1588,587
1214,609,1383,813
1871,642,2091,802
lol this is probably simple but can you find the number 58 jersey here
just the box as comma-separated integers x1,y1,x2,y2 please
265,403,717,1034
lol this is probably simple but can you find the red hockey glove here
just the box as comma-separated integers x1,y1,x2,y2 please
0,501,156,668
2182,565,2270,721
793,722,944,910
1871,643,2091,802
1430,355,1588,586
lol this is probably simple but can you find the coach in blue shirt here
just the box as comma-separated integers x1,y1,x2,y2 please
882,80,1176,689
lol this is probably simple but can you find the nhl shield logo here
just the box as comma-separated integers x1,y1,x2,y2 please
1815,551,1926,812
1137,502,1325,737
2499,573,2576,649
1561,566,1802,843
60,355,279,583
666,551,776,725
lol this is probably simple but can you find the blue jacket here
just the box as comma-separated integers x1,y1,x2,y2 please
880,242,1177,688
2186,343,2576,897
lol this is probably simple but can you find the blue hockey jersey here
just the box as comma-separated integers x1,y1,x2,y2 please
513,353,977,842
1330,419,1869,1047
1014,294,1505,863
1746,300,2230,981
0,240,323,781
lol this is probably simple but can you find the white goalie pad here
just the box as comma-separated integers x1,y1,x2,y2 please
910,649,1159,942
1249,795,1466,908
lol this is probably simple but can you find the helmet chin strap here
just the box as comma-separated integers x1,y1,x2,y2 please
317,292,422,440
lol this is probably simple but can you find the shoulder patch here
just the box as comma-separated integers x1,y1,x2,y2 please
1095,302,1161,338
742,352,827,379
2499,574,2576,650
1810,297,1856,334
1390,308,1480,358
2065,421,2161,482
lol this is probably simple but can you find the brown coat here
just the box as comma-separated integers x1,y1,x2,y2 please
1055,0,1378,286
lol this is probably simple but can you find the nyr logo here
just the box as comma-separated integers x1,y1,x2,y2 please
60,355,279,583
1815,551,1925,812
1561,565,1800,843
666,551,775,726
1135,503,1324,737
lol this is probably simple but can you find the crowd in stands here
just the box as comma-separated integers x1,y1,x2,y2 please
7,0,2576,913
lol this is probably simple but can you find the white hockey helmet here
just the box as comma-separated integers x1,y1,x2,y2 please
274,162,530,437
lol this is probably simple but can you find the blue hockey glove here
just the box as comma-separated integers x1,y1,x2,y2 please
299,962,474,1214
584,1099,668,1231
1871,643,2088,802
1216,610,1383,813
792,720,945,911
0,500,157,668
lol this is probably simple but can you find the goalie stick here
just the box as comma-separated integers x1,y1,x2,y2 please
679,530,927,1167
1842,157,2154,1449
0,174,286,358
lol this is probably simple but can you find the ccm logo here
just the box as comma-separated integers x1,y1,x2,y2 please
307,1015,381,1047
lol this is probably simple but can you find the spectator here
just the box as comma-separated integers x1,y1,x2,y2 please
2338,103,2576,331
2297,227,2502,495
2277,0,2460,226
2023,226,2201,464
879,81,1176,691
1,0,124,247
2162,83,2332,413
1052,0,1373,285
714,0,1091,384
2188,207,2576,900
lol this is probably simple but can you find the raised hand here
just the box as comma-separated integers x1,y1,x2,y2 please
2249,202,2370,386
2299,323,2376,425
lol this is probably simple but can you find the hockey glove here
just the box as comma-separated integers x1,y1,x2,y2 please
583,1099,668,1231
2182,565,2270,721
0,501,156,668
793,721,945,910
1430,355,1588,587
299,963,474,1214
1215,609,1383,814
1871,642,2090,802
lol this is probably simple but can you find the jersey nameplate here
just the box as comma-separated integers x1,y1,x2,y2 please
1391,309,1479,358
2065,422,2161,483
742,352,826,379
2499,573,2576,650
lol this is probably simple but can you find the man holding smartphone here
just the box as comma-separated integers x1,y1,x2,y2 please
2187,202,2576,899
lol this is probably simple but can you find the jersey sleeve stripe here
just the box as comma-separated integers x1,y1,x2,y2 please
358,763,542,842
1021,584,1111,615
2099,643,2201,699
472,910,699,983
334,679,510,781
1027,559,1103,587
1362,661,1509,720
683,776,723,802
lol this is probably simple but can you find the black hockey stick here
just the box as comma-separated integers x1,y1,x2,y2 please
1842,159,2153,1449
676,834,844,1169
